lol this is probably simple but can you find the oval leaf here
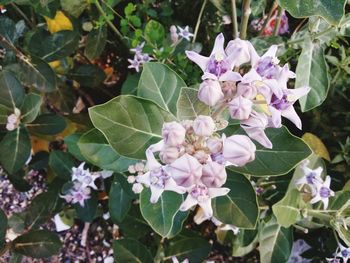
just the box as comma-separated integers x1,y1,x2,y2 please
20,93,42,124
113,238,153,263
28,113,66,135
89,95,175,159
0,70,25,110
176,87,210,120
138,62,186,116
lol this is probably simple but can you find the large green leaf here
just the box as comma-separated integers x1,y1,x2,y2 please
78,128,136,172
109,174,133,223
6,56,57,92
84,26,107,60
74,192,98,223
49,150,75,180
259,216,293,263
138,62,186,116
13,230,62,259
176,87,210,120
140,188,188,238
20,93,42,123
229,126,312,176
28,30,79,62
113,238,153,263
0,104,9,124
28,114,66,135
0,126,31,174
165,237,211,263
0,208,7,248
295,39,330,112
278,0,347,25
89,95,175,159
64,133,86,161
213,171,259,229
0,70,25,110
272,189,303,228
232,229,258,257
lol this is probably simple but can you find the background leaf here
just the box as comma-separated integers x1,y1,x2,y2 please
138,62,186,116
176,87,210,120
89,95,175,159
0,70,25,110
113,238,153,263
0,208,7,248
49,150,74,180
67,65,106,88
84,26,107,60
28,114,66,135
20,93,42,123
295,39,330,112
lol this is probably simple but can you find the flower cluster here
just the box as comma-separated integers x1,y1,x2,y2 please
296,160,335,209
128,42,153,72
6,108,20,131
131,115,256,220
329,243,350,263
60,163,110,207
186,33,310,148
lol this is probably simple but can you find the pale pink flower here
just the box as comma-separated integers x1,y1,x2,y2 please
193,115,216,137
225,38,258,67
160,146,180,164
198,79,224,106
201,161,227,187
223,134,256,166
228,96,253,120
206,137,223,154
162,121,186,146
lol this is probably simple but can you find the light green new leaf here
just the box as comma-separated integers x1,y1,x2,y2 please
20,93,42,123
140,188,188,238
213,171,259,229
89,95,175,159
78,128,136,172
113,238,153,263
0,70,25,110
176,87,210,120
13,230,62,259
138,62,186,116
259,216,293,263
229,126,312,176
295,39,330,112
0,126,31,174
61,0,88,17
278,0,347,25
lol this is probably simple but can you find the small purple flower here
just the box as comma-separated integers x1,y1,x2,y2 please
128,56,141,72
310,176,335,209
177,25,194,41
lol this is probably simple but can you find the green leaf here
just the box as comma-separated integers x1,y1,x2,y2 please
272,189,303,228
20,93,42,123
138,62,186,116
13,230,62,259
49,150,74,180
0,104,9,124
29,30,79,62
113,238,153,263
140,188,188,238
78,128,136,172
0,126,31,174
295,39,330,112
84,26,107,60
109,174,133,223
0,208,7,247
229,126,312,176
89,95,175,159
0,16,19,43
176,87,210,120
67,65,106,88
64,133,86,161
209,0,227,14
144,20,165,45
28,114,66,135
278,0,346,25
251,0,266,16
74,192,98,223
259,216,293,263
213,171,259,228
232,229,258,257
165,237,211,263
121,73,140,95
0,70,25,110
6,56,57,92
61,0,88,17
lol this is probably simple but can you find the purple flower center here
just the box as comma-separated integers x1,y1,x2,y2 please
320,186,331,198
207,55,229,77
150,168,168,188
342,249,350,257
211,153,225,164
191,185,209,199
270,94,291,111
256,56,279,79
306,172,317,184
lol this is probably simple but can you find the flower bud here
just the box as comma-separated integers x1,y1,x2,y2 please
181,120,194,134
6,123,15,131
127,176,136,184
206,137,223,154
160,146,180,164
228,96,253,120
193,150,209,164
166,153,202,187
236,82,257,99
223,135,256,166
198,79,224,106
193,115,216,137
201,162,227,187
162,121,186,146
132,183,144,194
225,38,254,67
221,81,237,98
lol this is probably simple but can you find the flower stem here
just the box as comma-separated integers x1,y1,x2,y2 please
231,0,238,38
240,0,251,40
306,209,333,221
259,1,278,36
192,0,208,44
273,7,283,36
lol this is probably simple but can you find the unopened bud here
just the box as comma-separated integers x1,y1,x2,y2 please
160,146,180,164
223,135,256,166
198,80,224,106
193,150,209,164
193,115,216,137
206,137,223,154
162,121,186,146
228,96,253,120
201,161,227,187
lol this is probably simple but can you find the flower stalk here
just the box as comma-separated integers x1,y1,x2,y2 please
240,0,251,39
